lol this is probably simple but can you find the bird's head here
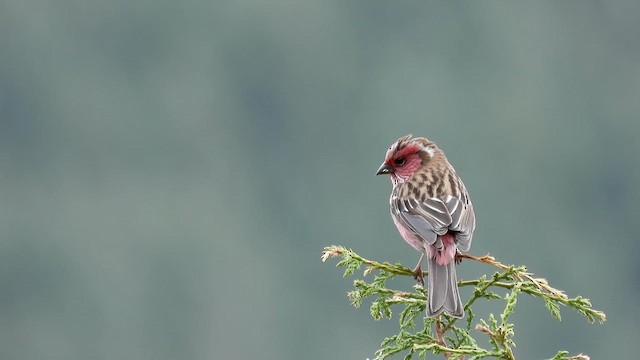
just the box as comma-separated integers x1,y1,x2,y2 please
376,134,439,182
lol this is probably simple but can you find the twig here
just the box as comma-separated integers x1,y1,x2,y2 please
434,320,454,359
457,253,568,300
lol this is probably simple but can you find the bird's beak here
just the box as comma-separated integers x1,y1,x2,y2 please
376,162,393,175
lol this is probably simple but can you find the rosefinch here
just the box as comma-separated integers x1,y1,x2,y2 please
376,134,476,318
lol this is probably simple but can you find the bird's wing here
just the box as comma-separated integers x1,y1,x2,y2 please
443,195,476,252
393,195,476,251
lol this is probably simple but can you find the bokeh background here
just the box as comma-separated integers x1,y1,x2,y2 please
2,1,639,359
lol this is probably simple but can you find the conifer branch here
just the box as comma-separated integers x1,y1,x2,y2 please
322,245,605,360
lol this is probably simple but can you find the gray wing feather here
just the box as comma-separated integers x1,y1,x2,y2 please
446,197,476,252
394,195,476,251
400,213,439,245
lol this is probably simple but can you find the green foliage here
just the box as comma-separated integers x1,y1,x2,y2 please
322,246,605,360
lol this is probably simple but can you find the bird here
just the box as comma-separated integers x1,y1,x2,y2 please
376,134,476,318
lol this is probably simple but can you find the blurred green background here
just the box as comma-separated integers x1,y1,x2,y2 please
2,1,639,359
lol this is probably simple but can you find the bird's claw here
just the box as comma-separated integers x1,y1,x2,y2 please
455,251,463,265
413,266,425,286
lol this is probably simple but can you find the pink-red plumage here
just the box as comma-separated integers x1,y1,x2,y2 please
377,134,476,318
428,233,457,266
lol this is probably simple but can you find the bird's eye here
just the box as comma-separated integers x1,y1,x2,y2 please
393,157,405,166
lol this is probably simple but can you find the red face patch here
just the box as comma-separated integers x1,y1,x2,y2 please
385,142,422,166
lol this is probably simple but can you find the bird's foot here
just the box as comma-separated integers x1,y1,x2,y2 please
412,253,425,286
412,265,425,286
454,251,464,265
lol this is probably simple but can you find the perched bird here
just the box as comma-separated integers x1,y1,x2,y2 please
376,134,476,318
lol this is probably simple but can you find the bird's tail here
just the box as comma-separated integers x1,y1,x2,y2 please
427,257,464,318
